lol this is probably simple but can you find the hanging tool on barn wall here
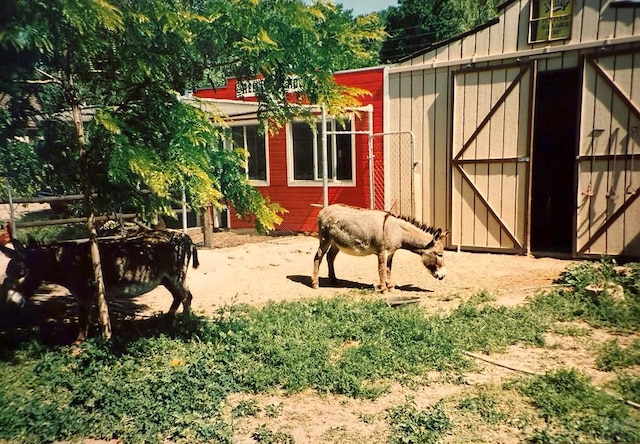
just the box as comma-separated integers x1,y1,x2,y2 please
582,128,605,198
627,126,637,195
606,128,620,201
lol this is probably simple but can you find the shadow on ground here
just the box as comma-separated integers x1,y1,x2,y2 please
0,285,180,356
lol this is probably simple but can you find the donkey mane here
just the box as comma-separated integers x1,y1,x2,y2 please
392,213,438,234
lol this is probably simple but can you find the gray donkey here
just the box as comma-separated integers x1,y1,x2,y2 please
312,204,448,291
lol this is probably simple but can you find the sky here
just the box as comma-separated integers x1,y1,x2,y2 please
305,0,398,16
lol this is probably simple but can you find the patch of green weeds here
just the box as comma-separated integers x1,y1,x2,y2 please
542,258,640,332
264,403,283,418
233,399,260,418
386,397,450,444
457,388,508,425
251,425,294,444
611,373,640,404
596,339,640,371
513,368,640,443
550,323,591,338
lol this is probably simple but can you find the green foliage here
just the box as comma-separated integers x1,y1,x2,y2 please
612,373,640,405
232,399,261,418
515,369,640,443
596,339,640,371
381,0,499,62
387,398,451,444
457,388,508,424
251,425,294,444
532,259,640,332
0,0,383,231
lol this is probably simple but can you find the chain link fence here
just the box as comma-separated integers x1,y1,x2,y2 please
371,132,415,217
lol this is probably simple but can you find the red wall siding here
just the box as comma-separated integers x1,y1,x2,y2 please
195,67,386,232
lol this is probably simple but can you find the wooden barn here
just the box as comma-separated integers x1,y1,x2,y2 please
190,66,388,232
387,0,640,258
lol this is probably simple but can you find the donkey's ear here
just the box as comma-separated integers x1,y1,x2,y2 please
26,236,38,248
0,242,17,259
433,228,442,242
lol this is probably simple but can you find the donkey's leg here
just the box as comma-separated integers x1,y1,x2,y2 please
386,253,395,290
312,237,332,289
75,295,91,344
377,252,389,292
163,278,188,319
326,244,340,285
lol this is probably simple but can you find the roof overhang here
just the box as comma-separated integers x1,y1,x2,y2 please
180,97,262,120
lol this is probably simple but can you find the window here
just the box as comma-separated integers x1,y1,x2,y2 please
223,124,268,183
529,0,573,43
290,119,354,183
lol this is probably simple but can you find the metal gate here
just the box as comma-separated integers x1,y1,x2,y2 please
451,63,533,253
371,132,415,217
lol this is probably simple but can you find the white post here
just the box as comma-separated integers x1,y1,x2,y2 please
181,184,188,233
367,105,374,209
321,104,329,208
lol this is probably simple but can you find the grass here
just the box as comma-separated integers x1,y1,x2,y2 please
513,368,640,443
0,258,639,443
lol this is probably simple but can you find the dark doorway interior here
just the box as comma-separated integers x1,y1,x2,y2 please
530,69,580,255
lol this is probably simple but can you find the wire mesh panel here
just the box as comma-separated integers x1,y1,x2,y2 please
371,132,415,217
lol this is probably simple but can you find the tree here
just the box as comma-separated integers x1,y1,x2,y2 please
0,0,384,338
380,0,499,62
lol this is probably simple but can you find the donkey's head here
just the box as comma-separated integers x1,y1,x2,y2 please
0,239,40,309
420,228,449,280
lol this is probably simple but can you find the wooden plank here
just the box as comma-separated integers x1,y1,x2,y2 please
422,70,435,224
475,27,490,58
461,33,476,59
451,72,464,246
515,67,531,246
488,8,505,55
598,0,617,40
462,71,479,246
624,53,640,256
474,70,493,246
412,70,425,219
501,0,519,52
580,0,601,42
516,0,530,50
571,0,586,45
487,68,507,247
434,68,450,232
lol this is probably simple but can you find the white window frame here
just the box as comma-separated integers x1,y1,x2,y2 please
221,121,269,186
286,118,356,187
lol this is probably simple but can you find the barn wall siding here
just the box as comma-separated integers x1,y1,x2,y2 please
388,0,640,257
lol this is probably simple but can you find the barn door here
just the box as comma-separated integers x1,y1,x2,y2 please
451,64,533,253
577,52,640,257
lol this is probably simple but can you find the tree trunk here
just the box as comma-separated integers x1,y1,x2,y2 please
69,74,112,340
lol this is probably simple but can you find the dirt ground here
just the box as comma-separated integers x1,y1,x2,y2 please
128,230,624,444
3,227,635,443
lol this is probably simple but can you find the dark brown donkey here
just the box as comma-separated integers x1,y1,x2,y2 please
0,230,198,342
312,204,448,291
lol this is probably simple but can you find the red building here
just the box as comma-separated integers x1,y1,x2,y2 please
191,66,388,232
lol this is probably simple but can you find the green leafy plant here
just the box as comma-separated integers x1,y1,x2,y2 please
387,398,451,444
515,369,640,443
232,399,261,418
596,339,640,371
251,425,294,444
457,388,508,425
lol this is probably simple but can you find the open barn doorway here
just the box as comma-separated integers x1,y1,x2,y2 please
530,69,580,255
